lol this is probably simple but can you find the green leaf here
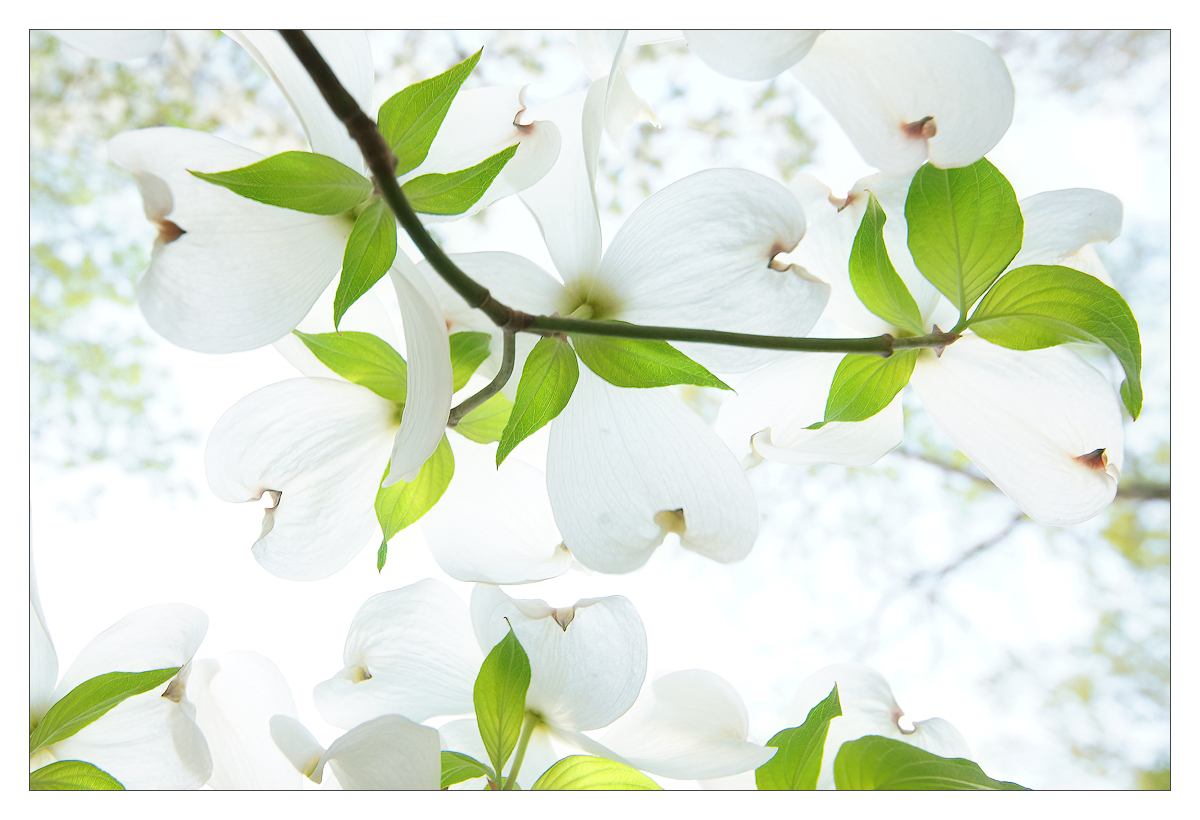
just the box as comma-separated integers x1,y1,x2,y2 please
571,333,730,391
473,624,531,780
441,751,495,789
30,668,180,754
532,756,662,790
449,331,494,392
375,435,455,548
967,264,1143,419
497,337,579,466
333,200,398,329
755,684,842,790
376,539,388,573
294,330,408,403
30,760,125,790
188,151,372,215
905,157,1024,315
402,144,519,216
378,50,483,177
833,736,1028,790
454,393,513,444
809,350,918,428
849,192,925,335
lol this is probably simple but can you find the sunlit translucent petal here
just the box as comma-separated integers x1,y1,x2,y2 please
422,444,572,584
383,256,453,484
51,30,166,60
601,670,774,779
226,30,373,173
602,169,828,373
49,688,212,789
1008,189,1123,286
314,579,482,728
519,89,604,282
684,30,821,81
717,353,905,467
109,127,352,353
572,30,627,79
315,715,441,790
439,718,559,790
472,585,647,732
792,31,1014,173
269,715,325,779
188,652,304,789
547,369,759,573
53,604,209,700
911,335,1124,526
413,86,562,220
906,718,973,759
30,560,57,727
205,378,397,581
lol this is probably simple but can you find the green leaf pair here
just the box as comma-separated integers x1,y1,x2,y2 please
29,666,183,790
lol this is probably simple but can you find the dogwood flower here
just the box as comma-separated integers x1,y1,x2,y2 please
29,565,212,789
270,714,441,789
718,174,1126,526
684,30,1014,174
420,45,829,573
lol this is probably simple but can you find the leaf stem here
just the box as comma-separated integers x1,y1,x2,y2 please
447,329,516,426
503,712,540,790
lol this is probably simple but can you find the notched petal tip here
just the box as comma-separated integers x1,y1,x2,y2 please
654,508,687,538
162,678,186,703
1075,448,1109,472
550,607,576,631
156,219,185,244
902,116,938,139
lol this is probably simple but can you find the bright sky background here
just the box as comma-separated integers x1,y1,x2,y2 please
21,26,1187,799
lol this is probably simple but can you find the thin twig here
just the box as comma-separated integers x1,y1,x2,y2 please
447,329,516,426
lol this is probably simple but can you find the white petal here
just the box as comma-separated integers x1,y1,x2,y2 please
51,30,165,61
601,168,828,373
906,718,973,760
1009,189,1123,286
227,30,372,173
519,89,604,282
422,445,572,584
685,30,821,81
792,31,1014,173
572,30,628,79
188,652,304,789
49,687,212,789
547,369,759,573
316,715,441,790
911,335,1124,526
29,560,57,727
205,378,397,580
717,353,904,468
413,86,562,219
270,715,325,779
472,585,647,732
314,579,482,728
601,670,774,780
109,127,351,353
53,604,208,701
384,255,453,485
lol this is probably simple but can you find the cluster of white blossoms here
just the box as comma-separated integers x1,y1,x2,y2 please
31,28,1141,790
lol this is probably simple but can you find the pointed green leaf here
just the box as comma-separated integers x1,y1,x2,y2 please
474,625,531,780
532,756,662,790
378,49,483,177
905,157,1024,315
376,540,388,573
441,751,495,789
967,264,1143,419
449,331,494,392
334,200,398,329
188,151,372,215
30,760,125,790
294,330,408,403
402,144,518,216
809,350,917,429
497,337,579,466
375,435,455,551
849,192,925,335
571,333,730,390
454,393,513,444
30,668,180,754
755,684,842,790
834,735,1028,790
